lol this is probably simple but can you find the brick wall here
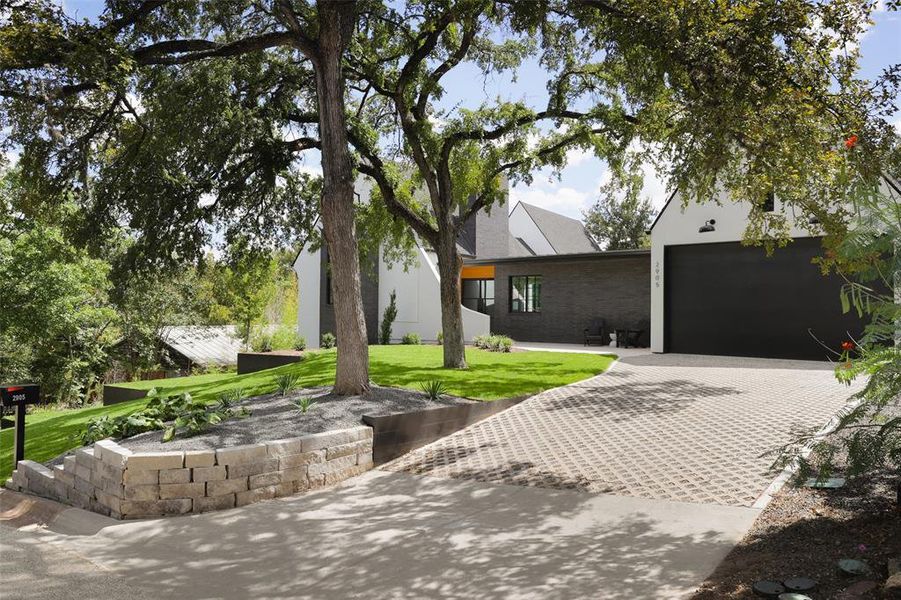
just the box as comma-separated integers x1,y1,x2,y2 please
490,254,650,344
6,427,373,519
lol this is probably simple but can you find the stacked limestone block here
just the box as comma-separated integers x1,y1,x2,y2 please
5,426,373,519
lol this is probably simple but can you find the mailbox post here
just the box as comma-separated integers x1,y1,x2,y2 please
0,384,41,467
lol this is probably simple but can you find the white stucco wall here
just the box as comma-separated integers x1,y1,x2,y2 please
509,203,555,255
649,191,818,352
294,243,322,349
378,245,490,343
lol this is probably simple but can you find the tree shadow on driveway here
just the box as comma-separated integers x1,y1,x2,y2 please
33,470,758,600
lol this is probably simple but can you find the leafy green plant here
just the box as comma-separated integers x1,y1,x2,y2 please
777,184,901,481
293,396,318,414
380,290,398,344
436,331,443,345
473,334,489,349
419,379,447,400
275,373,300,396
320,332,337,349
81,388,249,444
401,332,421,345
292,333,306,351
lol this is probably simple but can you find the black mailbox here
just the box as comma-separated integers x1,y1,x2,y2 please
1,384,41,407
1,384,41,468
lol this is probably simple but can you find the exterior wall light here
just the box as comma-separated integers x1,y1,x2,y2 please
698,219,716,233
808,214,820,225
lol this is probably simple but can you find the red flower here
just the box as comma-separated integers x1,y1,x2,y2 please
845,134,858,149
841,341,854,351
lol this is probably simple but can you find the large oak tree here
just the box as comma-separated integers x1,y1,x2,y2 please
1,0,372,394
347,0,897,369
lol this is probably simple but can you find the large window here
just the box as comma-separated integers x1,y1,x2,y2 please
462,278,494,314
509,275,541,313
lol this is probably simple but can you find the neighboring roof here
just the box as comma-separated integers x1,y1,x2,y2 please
159,326,243,366
517,202,600,254
464,248,649,266
508,234,535,257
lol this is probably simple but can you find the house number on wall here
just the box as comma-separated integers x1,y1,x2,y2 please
654,261,661,288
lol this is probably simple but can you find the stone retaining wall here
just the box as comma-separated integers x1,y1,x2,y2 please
5,426,373,519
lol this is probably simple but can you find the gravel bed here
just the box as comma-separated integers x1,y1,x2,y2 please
115,385,475,452
690,468,901,599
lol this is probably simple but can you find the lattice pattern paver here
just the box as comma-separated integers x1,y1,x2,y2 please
382,354,858,507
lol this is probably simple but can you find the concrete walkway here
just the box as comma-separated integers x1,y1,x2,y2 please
2,471,757,600
0,353,856,599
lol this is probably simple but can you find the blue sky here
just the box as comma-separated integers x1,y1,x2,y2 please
52,1,901,221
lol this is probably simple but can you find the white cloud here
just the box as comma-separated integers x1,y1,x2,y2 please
509,179,595,220
564,146,593,167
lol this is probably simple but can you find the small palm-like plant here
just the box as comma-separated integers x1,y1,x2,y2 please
275,373,300,396
293,396,318,414
420,379,447,401
217,387,246,408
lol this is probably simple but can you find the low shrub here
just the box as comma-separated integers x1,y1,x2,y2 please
436,331,443,345
251,332,273,352
401,332,421,345
275,373,300,396
321,332,336,349
292,333,306,351
473,333,512,352
419,379,447,400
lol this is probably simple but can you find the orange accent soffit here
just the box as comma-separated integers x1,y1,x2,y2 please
461,265,495,279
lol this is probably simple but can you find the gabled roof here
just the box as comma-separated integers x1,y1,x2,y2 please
647,190,678,233
517,202,600,254
159,326,243,366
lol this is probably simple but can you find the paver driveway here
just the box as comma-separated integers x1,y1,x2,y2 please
2,353,858,600
384,353,856,507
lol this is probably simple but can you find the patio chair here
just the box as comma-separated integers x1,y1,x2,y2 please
583,319,608,346
616,319,650,348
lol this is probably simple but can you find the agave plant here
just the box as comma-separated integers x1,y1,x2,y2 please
275,373,300,396
419,379,447,401
293,396,318,414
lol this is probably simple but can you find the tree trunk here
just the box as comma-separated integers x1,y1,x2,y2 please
315,0,370,394
435,229,467,369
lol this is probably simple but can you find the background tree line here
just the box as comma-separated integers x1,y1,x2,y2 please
0,165,299,406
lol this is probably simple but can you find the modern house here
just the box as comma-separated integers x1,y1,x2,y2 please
648,184,893,360
294,178,651,348
295,173,890,360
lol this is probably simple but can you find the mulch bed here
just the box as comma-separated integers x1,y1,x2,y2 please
114,384,475,452
691,470,901,599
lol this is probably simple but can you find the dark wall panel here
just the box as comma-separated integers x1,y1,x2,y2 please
490,255,651,344
664,238,866,360
319,249,379,344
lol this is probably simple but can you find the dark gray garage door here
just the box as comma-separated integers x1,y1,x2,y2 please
664,238,867,360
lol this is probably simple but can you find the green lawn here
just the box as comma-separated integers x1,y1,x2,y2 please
0,346,613,482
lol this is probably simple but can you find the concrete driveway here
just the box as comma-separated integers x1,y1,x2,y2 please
1,354,855,600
